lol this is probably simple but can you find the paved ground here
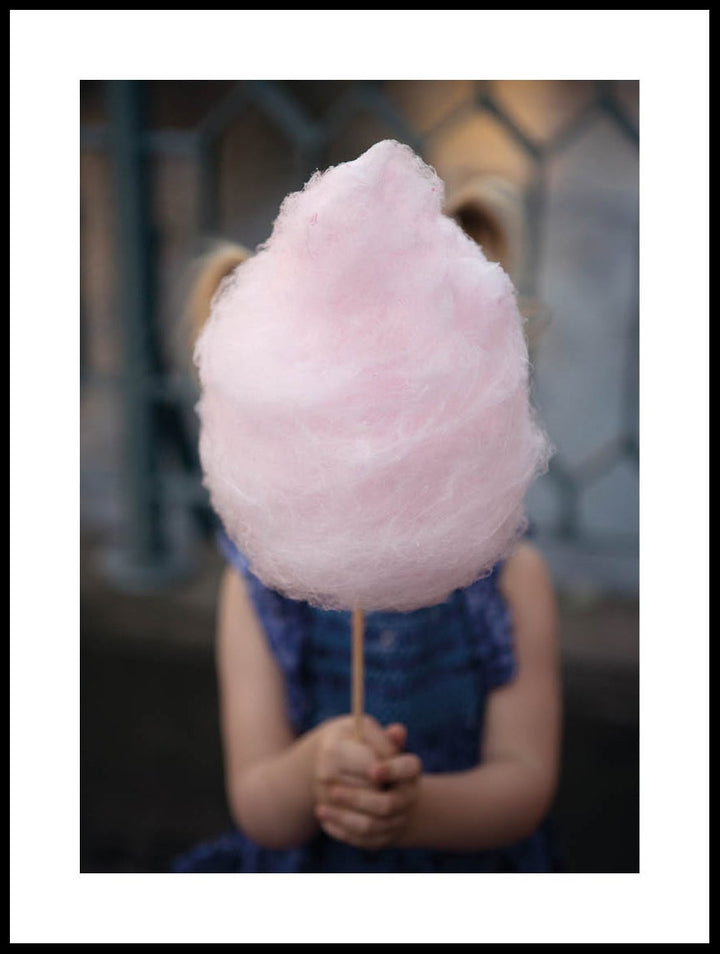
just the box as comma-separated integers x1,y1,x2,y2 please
81,539,638,873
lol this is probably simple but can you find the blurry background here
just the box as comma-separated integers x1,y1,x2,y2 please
80,80,638,872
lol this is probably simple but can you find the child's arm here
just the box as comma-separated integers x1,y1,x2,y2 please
320,542,561,852
216,566,398,850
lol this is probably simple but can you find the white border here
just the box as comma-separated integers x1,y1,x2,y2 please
11,9,708,944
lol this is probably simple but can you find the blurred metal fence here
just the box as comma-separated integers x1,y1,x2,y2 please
80,80,639,592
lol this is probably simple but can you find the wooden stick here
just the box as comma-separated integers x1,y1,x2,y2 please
352,607,365,740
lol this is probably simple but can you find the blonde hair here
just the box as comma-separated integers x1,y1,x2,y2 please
186,242,253,347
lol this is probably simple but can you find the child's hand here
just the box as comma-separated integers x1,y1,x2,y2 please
315,721,423,851
313,714,396,801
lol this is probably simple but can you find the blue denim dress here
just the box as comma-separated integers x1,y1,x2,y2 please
172,531,556,872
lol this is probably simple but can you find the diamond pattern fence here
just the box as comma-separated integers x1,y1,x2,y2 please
80,79,638,594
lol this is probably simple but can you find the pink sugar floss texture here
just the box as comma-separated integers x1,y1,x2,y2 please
195,140,551,612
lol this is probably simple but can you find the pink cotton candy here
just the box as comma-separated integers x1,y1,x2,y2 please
195,140,551,612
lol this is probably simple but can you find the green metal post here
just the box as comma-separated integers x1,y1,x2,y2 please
104,80,189,587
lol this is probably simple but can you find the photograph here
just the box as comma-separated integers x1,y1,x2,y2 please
80,79,639,875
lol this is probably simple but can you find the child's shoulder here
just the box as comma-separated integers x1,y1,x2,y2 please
499,542,555,620
498,541,557,657
501,541,552,588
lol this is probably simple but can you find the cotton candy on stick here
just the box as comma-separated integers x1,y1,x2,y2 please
195,140,550,738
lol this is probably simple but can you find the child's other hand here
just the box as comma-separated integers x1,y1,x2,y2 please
313,715,396,800
315,721,422,851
